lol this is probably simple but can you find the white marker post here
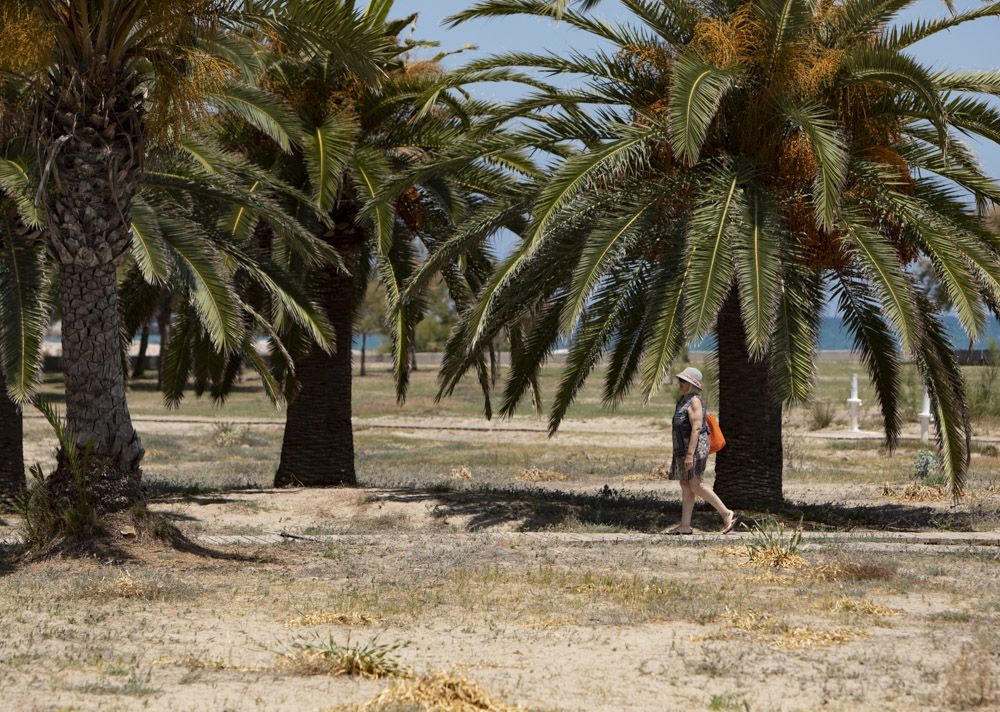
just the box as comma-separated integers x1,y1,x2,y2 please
918,388,932,443
847,373,862,433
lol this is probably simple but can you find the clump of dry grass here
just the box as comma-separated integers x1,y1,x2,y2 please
696,609,866,649
514,468,569,483
832,598,901,617
880,483,947,502
355,672,525,712
279,635,408,679
776,626,866,650
451,466,472,481
286,612,381,628
942,632,996,709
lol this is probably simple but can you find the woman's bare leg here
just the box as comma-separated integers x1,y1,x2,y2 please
688,476,735,527
668,480,695,533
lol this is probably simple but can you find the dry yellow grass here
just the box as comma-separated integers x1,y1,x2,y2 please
286,612,381,628
351,672,526,712
942,632,996,709
695,609,867,649
881,483,948,502
97,571,166,600
451,466,473,481
831,598,901,617
514,468,569,482
621,467,669,482
279,636,408,679
742,548,809,569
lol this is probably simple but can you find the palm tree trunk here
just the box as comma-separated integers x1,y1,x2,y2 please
0,368,25,501
360,333,367,376
37,63,145,512
713,291,784,508
132,321,150,379
48,263,144,510
275,243,359,488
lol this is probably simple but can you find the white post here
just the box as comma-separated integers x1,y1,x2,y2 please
847,373,862,432
918,388,932,443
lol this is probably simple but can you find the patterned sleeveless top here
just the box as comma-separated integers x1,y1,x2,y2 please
670,393,710,479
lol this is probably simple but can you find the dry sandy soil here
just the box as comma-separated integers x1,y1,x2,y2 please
3,403,998,711
0,482,998,712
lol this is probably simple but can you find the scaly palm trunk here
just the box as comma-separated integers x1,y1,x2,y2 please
38,64,144,511
275,213,362,488
0,367,25,501
713,291,784,508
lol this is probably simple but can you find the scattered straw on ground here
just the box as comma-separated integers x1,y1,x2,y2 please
775,626,867,650
451,466,472,481
621,467,669,482
881,483,947,503
742,548,809,569
286,612,381,627
349,672,526,712
830,598,901,617
96,571,165,600
514,468,569,482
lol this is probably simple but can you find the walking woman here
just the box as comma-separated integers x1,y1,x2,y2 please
667,367,740,534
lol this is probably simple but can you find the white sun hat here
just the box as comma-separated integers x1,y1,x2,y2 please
675,366,703,390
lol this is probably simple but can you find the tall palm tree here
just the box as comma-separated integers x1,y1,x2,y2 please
0,0,385,511
215,1,529,487
439,0,1000,504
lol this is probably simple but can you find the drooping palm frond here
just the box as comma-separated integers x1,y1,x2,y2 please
0,228,50,403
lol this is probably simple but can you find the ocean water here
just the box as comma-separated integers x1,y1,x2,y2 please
49,315,1000,353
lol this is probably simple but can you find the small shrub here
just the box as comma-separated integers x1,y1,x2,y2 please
16,400,103,547
743,519,807,568
912,449,941,481
810,401,834,430
980,445,999,458
212,422,252,447
279,635,407,678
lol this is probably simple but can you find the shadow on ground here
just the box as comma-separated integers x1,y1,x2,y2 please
367,484,991,533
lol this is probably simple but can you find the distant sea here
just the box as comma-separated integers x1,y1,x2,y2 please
47,315,1000,353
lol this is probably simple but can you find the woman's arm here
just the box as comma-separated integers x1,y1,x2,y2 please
685,397,704,470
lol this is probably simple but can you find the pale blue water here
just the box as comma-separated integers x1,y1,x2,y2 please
46,315,999,352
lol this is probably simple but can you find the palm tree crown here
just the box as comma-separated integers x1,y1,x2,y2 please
439,0,1000,497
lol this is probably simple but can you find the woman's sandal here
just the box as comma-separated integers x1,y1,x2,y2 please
721,512,741,534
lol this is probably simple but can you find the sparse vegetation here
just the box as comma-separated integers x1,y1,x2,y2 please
278,635,409,679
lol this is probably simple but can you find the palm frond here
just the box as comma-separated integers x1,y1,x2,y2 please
0,228,49,403
303,113,358,213
668,53,737,165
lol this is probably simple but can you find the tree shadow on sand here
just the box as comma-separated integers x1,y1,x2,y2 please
368,484,992,533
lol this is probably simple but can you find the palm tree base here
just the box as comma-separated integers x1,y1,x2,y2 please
45,454,143,515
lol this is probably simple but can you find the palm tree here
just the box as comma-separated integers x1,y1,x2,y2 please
439,0,1000,504
0,0,385,512
215,1,527,487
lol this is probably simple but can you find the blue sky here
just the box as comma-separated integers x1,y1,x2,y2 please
396,0,1000,180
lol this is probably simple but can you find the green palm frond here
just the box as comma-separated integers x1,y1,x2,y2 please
303,113,359,213
782,101,848,230
833,272,903,449
561,195,657,332
639,256,689,399
465,132,649,343
211,84,303,153
550,267,646,432
0,228,50,403
770,261,822,405
732,188,782,356
129,196,171,286
0,157,43,228
839,211,917,351
668,54,738,165
911,293,971,499
158,213,244,355
683,161,744,341
881,2,1000,49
